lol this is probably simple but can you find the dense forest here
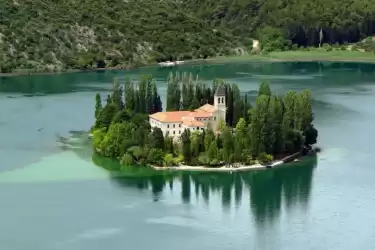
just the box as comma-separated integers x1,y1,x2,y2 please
184,0,375,50
91,73,318,168
1,0,373,73
0,0,243,73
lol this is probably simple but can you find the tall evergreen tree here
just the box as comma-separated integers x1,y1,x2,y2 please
138,75,147,113
146,76,153,114
112,78,124,110
95,93,102,119
226,84,234,125
282,90,298,153
207,140,219,163
149,127,165,150
166,72,181,111
258,81,272,97
124,77,136,111
181,129,192,163
151,82,163,113
250,95,270,156
232,84,242,126
221,127,234,163
204,128,215,151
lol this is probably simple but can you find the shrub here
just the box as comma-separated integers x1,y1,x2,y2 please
121,153,135,166
258,153,274,165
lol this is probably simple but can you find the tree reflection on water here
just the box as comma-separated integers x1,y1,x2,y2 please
92,153,317,225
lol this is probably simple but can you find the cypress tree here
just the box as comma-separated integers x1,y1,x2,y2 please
151,82,162,113
204,128,215,151
232,84,242,126
250,95,270,156
181,129,192,163
149,127,165,150
221,126,234,163
95,93,102,119
226,84,234,125
112,78,124,110
146,76,153,114
124,77,136,111
258,80,272,97
182,81,189,109
282,90,297,153
138,75,147,113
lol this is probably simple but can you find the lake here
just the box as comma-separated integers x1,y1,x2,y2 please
0,62,374,249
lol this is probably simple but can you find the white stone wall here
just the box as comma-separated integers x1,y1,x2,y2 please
195,116,214,126
149,118,183,137
149,117,209,140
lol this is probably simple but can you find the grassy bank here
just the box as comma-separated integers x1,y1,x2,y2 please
1,49,374,78
207,50,375,64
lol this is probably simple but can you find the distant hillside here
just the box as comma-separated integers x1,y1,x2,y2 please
184,0,375,51
0,0,246,73
0,0,375,74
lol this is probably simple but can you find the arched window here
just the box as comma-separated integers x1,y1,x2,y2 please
218,97,220,104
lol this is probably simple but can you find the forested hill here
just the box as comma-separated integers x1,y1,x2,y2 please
184,0,375,50
0,0,375,74
0,0,244,73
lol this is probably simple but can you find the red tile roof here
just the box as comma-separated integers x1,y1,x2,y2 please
195,104,217,113
149,105,213,123
182,119,205,127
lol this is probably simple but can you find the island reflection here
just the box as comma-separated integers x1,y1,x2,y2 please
93,153,317,225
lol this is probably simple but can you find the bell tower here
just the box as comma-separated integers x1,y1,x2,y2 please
214,85,226,124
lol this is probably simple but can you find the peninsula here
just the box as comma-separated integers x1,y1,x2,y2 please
91,72,318,170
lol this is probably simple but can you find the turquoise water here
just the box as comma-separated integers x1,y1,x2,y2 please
1,62,375,249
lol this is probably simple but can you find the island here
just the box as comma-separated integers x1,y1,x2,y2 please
91,72,318,171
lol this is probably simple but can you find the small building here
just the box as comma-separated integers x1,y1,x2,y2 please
149,86,226,139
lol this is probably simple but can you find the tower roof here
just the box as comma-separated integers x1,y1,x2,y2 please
215,85,226,96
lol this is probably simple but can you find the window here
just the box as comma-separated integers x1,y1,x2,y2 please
173,131,175,135
173,124,175,128
218,98,221,104
201,128,204,131
167,125,170,128
197,127,199,130
179,124,181,127
214,117,216,121
179,130,181,134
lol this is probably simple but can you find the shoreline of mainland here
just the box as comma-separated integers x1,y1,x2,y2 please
1,50,374,78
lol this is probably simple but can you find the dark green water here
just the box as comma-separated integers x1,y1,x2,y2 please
1,62,375,249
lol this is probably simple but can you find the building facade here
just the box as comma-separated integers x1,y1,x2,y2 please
149,86,226,139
